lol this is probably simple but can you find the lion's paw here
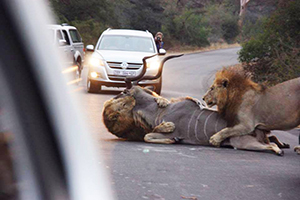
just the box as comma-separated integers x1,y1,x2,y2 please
276,149,284,156
154,121,175,133
156,97,169,108
294,146,300,155
209,134,222,147
282,142,290,149
160,122,175,133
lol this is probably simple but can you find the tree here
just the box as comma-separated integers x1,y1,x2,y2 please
115,0,164,34
238,0,250,27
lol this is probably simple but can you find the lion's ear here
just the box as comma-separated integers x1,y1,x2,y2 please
222,78,229,88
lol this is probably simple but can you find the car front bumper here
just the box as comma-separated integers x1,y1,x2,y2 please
87,66,161,87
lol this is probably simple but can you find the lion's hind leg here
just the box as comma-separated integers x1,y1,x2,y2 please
252,129,290,149
229,135,284,156
268,135,290,149
229,129,284,156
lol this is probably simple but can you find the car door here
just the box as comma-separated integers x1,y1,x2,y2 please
69,29,84,63
56,29,70,65
61,29,74,66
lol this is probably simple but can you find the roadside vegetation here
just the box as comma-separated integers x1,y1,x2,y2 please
239,0,300,85
49,0,240,48
49,0,299,84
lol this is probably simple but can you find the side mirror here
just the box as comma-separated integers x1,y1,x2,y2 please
58,39,67,46
86,45,95,52
158,48,166,55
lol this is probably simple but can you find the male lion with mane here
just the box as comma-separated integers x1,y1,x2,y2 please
103,86,289,155
203,66,300,153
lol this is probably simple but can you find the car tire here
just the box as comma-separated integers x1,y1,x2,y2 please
87,79,101,93
75,61,82,85
154,77,162,95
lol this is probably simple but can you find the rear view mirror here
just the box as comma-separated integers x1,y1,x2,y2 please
159,48,166,55
58,39,67,46
86,45,95,52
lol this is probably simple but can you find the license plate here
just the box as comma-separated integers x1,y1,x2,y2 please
113,70,136,77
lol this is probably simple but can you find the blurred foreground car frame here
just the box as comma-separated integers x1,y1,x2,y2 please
0,0,113,199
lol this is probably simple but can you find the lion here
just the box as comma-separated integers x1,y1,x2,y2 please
103,86,289,155
295,146,300,154
203,66,300,150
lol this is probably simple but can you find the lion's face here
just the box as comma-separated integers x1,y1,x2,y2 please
102,95,136,136
203,78,228,108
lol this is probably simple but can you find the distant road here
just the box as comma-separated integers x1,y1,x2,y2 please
161,47,242,100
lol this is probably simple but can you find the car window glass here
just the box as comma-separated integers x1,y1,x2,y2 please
56,30,63,41
98,35,155,53
69,30,82,43
56,30,63,45
62,30,70,45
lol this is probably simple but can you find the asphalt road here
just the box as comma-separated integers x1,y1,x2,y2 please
73,47,300,200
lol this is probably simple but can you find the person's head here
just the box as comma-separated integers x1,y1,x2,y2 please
155,32,163,42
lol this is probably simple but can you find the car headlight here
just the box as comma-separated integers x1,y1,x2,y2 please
90,72,98,78
89,57,105,67
147,60,160,70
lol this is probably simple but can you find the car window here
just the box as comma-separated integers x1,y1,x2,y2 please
98,35,155,53
56,30,63,40
69,29,82,43
55,30,64,45
62,30,70,45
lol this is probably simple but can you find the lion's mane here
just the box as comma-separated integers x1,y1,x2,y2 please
215,66,265,126
102,97,146,141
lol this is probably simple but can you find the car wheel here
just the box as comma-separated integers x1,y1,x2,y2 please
87,79,101,93
75,61,82,85
154,77,162,95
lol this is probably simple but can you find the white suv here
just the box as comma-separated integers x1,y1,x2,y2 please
86,29,166,94
48,24,85,79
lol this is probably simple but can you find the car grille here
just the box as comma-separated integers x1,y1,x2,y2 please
107,61,142,70
107,75,127,81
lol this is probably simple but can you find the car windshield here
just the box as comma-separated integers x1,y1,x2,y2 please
98,35,155,53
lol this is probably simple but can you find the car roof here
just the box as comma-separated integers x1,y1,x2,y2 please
102,29,153,38
47,24,77,30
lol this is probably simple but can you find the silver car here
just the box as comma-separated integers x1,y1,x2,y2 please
86,29,166,94
48,24,85,80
